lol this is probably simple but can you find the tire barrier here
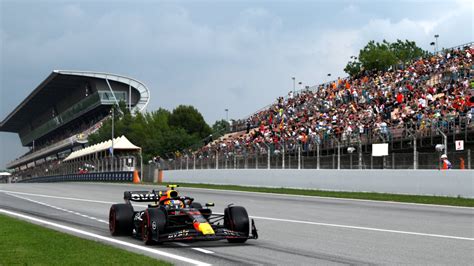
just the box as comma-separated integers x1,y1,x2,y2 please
18,172,134,183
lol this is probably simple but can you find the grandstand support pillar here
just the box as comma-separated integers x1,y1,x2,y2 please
193,155,196,170
186,156,189,170
317,143,320,170
216,151,218,170
298,145,301,170
358,141,362,170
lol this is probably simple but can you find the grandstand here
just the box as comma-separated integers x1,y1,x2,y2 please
164,42,474,171
0,70,150,177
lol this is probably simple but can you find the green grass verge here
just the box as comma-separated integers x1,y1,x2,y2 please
0,214,172,266
158,182,474,207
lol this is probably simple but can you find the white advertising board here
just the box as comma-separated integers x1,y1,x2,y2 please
455,140,464,151
372,143,389,157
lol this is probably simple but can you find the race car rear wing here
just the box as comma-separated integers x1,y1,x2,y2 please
124,191,161,202
123,189,179,203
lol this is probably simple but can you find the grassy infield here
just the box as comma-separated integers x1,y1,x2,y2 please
1,182,472,265
0,214,171,266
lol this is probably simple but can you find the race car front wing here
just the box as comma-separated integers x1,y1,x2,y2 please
158,219,258,242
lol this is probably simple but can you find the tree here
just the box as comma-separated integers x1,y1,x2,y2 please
169,105,212,139
343,60,362,78
390,39,427,67
211,119,230,138
344,39,427,77
88,104,211,162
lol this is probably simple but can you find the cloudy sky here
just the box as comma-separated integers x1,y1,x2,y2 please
0,0,472,168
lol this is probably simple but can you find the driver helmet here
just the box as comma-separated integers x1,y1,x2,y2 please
167,199,184,209
440,154,448,159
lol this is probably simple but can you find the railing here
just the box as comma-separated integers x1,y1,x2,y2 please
21,92,102,145
161,117,474,171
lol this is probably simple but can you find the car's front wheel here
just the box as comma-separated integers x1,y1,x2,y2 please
224,206,249,243
142,208,166,245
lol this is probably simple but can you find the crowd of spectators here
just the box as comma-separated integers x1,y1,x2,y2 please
197,45,474,159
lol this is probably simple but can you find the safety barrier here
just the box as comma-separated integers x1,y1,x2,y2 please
162,169,474,198
18,171,134,183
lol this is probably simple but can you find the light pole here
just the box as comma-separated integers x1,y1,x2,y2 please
110,106,115,171
292,77,295,95
434,34,439,53
225,108,229,122
430,42,436,54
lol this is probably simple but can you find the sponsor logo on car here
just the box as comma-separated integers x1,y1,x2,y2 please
168,230,189,239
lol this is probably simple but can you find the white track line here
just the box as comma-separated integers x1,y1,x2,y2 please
6,193,109,224
173,242,215,254
249,215,474,241
5,192,215,255
0,208,210,266
177,186,474,209
0,190,116,204
2,189,472,241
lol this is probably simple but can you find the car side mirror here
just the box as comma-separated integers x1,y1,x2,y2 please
205,203,215,207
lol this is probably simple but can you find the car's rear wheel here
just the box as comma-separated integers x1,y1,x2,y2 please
109,204,134,236
224,206,249,243
142,208,166,245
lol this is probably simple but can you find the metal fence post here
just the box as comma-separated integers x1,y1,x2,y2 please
234,154,237,169
391,153,395,169
337,143,341,170
216,151,218,169
193,155,196,170
317,143,320,170
332,154,335,169
267,146,271,169
282,144,285,169
255,151,258,169
298,145,301,170
358,141,362,170
468,149,471,169
414,137,417,170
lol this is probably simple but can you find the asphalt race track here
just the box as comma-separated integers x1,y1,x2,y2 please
1,183,473,265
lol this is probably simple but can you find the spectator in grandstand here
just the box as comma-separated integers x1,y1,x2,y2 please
191,44,473,160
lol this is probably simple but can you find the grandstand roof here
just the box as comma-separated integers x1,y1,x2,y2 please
63,135,141,162
0,70,150,133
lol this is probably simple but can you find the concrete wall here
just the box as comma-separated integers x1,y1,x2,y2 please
163,169,474,198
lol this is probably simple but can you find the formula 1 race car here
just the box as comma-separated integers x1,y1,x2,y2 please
109,185,258,244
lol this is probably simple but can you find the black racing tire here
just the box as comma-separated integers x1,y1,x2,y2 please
224,206,249,243
190,202,203,209
109,204,134,236
142,208,166,245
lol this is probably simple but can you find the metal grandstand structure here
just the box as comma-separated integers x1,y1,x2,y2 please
0,70,150,172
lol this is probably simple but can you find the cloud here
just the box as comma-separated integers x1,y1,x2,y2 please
1,0,471,168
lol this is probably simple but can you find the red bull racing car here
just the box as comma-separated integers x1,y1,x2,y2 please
109,185,258,244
